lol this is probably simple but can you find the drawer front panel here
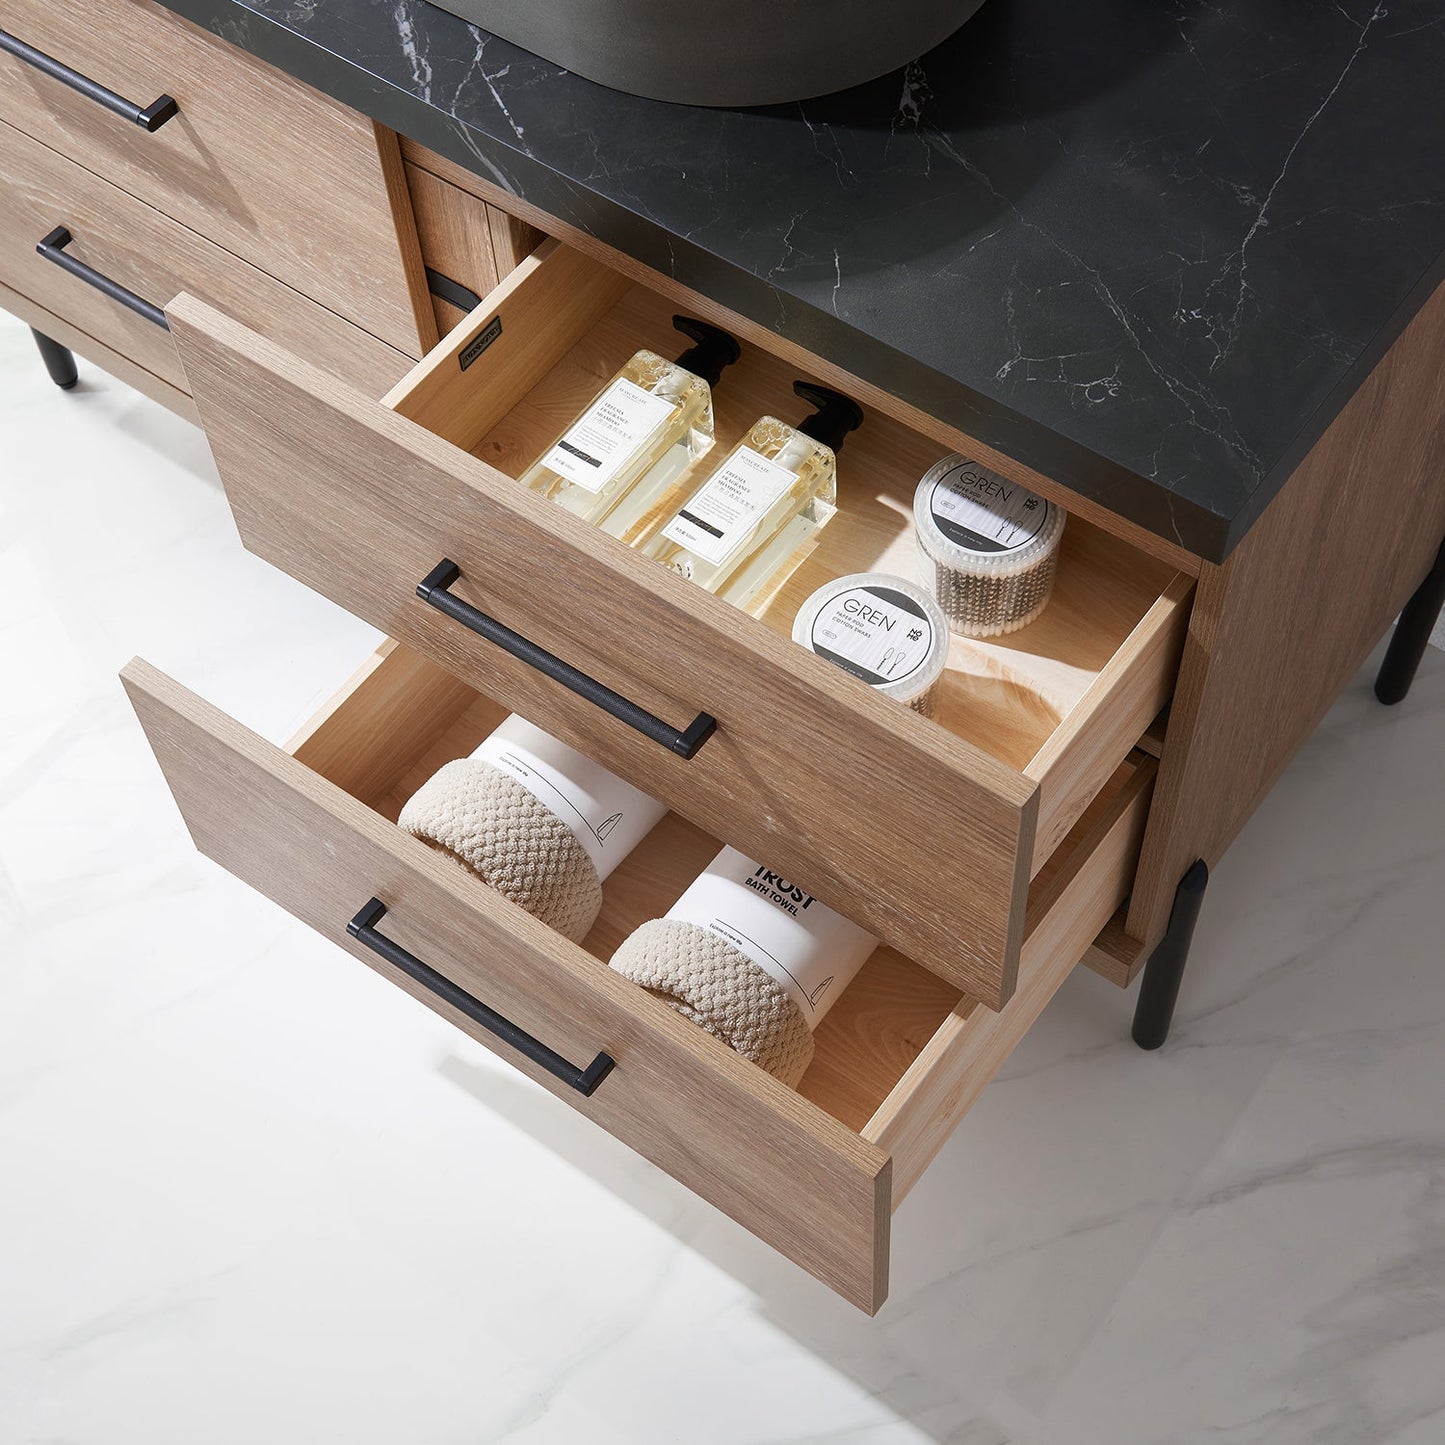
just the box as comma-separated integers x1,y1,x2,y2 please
166,292,1040,1009
0,274,198,423
0,118,412,395
120,658,892,1312
0,0,426,354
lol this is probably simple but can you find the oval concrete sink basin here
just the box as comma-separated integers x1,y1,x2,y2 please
430,0,989,106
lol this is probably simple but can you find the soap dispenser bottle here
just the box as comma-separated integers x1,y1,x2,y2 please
517,315,741,527
639,381,863,607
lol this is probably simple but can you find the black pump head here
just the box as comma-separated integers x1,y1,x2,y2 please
793,380,864,454
671,315,742,387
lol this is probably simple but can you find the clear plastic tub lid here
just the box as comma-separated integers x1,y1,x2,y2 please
914,455,1065,577
792,572,949,705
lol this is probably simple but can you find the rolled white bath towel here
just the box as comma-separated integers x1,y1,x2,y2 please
399,715,668,943
399,756,604,942
610,916,816,1087
609,847,877,1088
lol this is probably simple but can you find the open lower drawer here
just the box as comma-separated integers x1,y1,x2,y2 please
165,241,1190,1008
122,639,1155,1314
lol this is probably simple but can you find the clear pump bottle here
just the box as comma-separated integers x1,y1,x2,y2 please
517,315,741,527
638,381,863,607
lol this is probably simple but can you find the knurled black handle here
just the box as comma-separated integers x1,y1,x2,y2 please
347,898,615,1097
418,559,717,760
38,227,169,329
0,30,178,131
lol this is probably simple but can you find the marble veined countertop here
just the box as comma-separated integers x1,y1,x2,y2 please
160,0,1445,560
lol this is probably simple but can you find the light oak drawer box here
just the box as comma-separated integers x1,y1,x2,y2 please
0,117,412,397
161,240,1191,1009
122,639,1155,1312
0,0,426,354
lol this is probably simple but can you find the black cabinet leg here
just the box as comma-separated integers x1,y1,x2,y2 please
1132,859,1209,1051
31,328,79,390
1375,538,1445,705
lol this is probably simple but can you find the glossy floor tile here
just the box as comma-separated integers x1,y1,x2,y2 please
2,316,1443,1444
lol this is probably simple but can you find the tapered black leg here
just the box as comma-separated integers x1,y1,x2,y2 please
1132,859,1209,1051
1375,539,1445,705
31,328,78,390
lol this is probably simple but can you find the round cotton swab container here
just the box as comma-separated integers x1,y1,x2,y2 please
792,572,949,716
914,455,1066,637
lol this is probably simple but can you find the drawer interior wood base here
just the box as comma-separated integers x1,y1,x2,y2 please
126,636,1153,1309
166,240,1184,1009
386,245,1191,883
291,640,1156,1178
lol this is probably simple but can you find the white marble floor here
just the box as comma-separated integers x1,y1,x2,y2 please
2,313,1443,1445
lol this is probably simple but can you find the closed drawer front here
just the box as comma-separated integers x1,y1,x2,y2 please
164,240,1191,1009
122,639,1155,1311
0,117,412,396
0,0,425,354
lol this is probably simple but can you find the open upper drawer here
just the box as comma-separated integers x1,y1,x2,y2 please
123,639,1156,1312
165,242,1190,1008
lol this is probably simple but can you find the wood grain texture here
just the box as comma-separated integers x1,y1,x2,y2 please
400,151,541,303
397,140,1202,577
1081,906,1147,987
866,756,1155,1201
289,641,966,1135
385,241,631,445
376,129,440,355
1024,573,1192,869
121,655,893,1313
122,635,1162,1307
0,117,412,396
404,161,502,337
1128,277,1445,944
415,267,1185,883
0,275,199,424
486,202,543,276
1136,711,1168,759
168,290,1039,1008
0,0,425,354
294,641,1155,1141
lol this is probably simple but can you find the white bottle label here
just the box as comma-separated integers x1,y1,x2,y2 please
664,846,876,1029
542,377,676,494
660,444,796,568
808,583,936,688
473,716,667,880
929,460,1051,553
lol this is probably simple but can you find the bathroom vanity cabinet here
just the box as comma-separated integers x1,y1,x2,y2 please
4,0,1441,1313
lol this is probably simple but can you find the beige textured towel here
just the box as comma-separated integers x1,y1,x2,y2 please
398,758,603,942
610,918,815,1087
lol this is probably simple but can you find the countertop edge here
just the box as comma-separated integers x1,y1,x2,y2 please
162,0,1441,566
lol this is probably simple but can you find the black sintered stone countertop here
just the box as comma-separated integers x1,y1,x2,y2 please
160,0,1445,562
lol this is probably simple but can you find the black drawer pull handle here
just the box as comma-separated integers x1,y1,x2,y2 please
37,227,169,329
418,559,717,760
347,898,615,1097
0,30,179,131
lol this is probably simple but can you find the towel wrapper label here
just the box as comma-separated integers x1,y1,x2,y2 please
541,376,675,493
473,717,667,880
663,845,876,1028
